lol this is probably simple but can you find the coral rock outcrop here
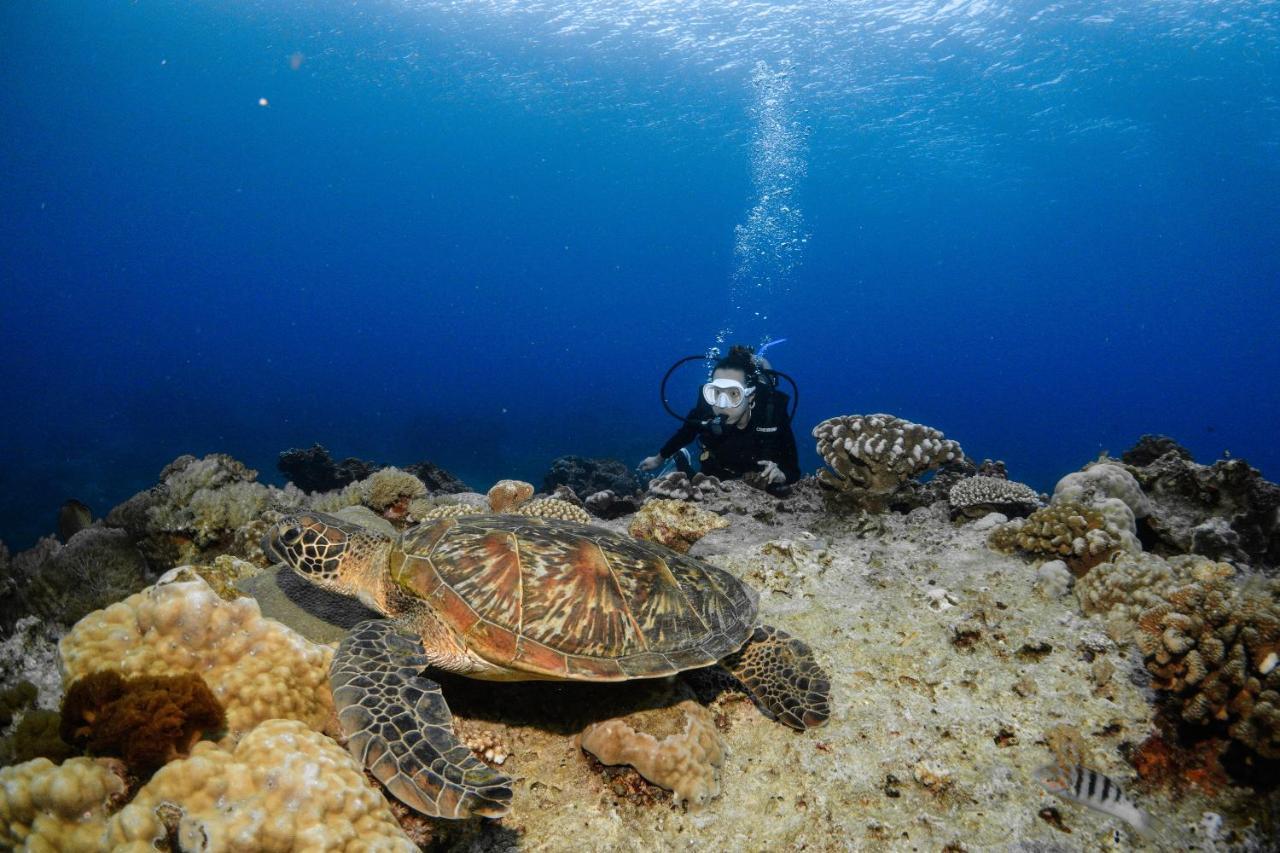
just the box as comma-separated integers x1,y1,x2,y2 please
629,500,729,554
579,698,725,808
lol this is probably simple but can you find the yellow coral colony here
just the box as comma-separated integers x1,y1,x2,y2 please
59,568,334,736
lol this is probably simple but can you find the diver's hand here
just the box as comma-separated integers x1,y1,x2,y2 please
757,460,785,485
639,455,664,472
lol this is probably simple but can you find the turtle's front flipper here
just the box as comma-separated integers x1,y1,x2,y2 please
720,624,831,731
332,619,513,819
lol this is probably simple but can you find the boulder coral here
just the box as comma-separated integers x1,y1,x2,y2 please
59,568,334,738
0,756,127,852
104,719,416,851
813,414,962,499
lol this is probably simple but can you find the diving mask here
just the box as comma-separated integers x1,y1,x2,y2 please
701,378,754,409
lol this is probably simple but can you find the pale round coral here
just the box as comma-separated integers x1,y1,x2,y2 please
59,569,334,737
0,757,126,852
105,719,415,852
579,699,725,808
1053,461,1151,519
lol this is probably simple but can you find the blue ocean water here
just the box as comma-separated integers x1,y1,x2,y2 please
2,0,1277,550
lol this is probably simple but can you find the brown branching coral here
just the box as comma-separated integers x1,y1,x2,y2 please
1135,563,1280,758
813,414,962,499
988,501,1122,574
60,671,226,774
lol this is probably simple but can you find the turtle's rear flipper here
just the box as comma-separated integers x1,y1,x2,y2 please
721,624,831,731
332,619,513,819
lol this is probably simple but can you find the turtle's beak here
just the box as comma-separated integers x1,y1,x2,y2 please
262,528,283,564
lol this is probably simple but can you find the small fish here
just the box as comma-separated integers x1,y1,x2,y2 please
1034,763,1152,837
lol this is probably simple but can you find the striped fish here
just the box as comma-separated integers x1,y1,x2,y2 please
1034,763,1152,836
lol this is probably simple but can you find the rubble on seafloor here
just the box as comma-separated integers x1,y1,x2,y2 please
0,450,1278,851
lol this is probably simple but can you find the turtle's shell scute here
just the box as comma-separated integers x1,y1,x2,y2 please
395,514,758,680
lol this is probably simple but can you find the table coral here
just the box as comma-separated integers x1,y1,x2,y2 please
629,499,730,554
578,697,725,808
59,569,334,738
1135,563,1280,757
104,719,416,851
813,414,962,498
948,476,1041,519
0,756,127,852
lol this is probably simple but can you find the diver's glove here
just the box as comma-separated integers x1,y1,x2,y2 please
639,455,664,472
757,460,786,485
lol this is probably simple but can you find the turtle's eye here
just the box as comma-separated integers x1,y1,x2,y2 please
280,525,303,547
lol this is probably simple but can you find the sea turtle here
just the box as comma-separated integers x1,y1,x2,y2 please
263,511,831,819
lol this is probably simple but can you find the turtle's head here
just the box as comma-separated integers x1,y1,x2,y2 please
263,512,391,607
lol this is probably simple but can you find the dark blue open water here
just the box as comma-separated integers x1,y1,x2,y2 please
2,0,1277,548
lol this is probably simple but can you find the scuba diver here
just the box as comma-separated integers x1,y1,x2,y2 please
639,343,801,496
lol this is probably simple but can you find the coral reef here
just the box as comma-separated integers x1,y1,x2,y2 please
629,499,730,553
1122,444,1280,572
60,671,225,774
585,489,644,519
59,569,334,737
1134,562,1280,757
988,501,1125,574
1122,434,1194,468
0,756,128,851
278,443,379,493
646,471,729,502
7,528,149,628
542,455,641,500
56,499,93,543
402,460,470,494
104,719,416,851
813,414,962,500
1033,560,1074,600
105,453,303,571
948,476,1041,519
579,697,725,808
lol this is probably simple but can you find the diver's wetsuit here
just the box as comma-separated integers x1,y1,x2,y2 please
659,388,801,493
